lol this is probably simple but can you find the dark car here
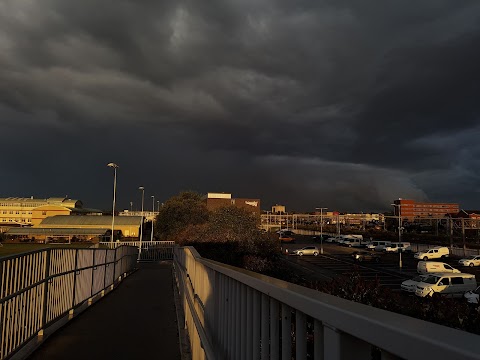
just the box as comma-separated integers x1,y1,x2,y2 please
352,251,381,263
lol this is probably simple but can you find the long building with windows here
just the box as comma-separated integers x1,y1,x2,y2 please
0,197,98,229
393,199,459,220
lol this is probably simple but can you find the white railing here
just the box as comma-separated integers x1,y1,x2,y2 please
100,241,175,261
0,246,138,360
174,246,480,360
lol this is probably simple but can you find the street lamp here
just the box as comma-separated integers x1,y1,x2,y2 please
316,207,328,254
107,163,119,242
151,195,155,241
391,201,403,268
138,186,145,258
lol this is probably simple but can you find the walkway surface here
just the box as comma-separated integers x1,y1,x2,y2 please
29,262,181,360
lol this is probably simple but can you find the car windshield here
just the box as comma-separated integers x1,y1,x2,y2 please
466,255,477,260
412,276,423,282
423,276,440,284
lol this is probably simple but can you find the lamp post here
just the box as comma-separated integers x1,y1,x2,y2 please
151,195,155,242
391,202,403,268
107,163,119,242
138,186,145,258
157,200,160,213
316,207,328,254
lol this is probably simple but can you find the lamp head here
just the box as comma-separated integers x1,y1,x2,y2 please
138,186,144,191
107,162,118,168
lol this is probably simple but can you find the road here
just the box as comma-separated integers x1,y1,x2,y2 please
282,236,480,293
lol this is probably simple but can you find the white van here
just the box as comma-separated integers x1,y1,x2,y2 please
374,241,392,252
417,261,460,274
384,242,411,253
365,241,391,251
342,235,364,248
414,246,449,260
415,273,477,298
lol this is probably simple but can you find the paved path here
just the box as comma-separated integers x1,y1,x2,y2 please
29,262,181,360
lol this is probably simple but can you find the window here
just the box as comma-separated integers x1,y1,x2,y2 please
42,211,47,216
451,277,464,285
439,278,450,285
443,264,453,270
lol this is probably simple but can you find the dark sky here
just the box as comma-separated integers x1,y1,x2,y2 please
1,1,480,213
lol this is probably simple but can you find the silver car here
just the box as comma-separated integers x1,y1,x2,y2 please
293,246,320,256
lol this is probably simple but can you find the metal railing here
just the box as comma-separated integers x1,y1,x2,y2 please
0,246,138,360
101,241,175,261
174,246,480,360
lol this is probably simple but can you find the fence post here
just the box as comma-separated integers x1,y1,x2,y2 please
71,249,79,309
40,249,51,334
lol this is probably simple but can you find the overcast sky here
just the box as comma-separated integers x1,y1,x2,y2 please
1,1,480,213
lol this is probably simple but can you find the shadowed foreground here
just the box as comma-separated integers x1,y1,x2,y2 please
29,262,181,360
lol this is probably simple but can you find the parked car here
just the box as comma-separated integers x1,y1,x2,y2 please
292,246,319,256
414,246,449,261
401,274,430,292
325,237,337,243
279,235,295,243
342,237,365,248
417,261,460,274
384,242,411,253
351,251,381,263
464,285,480,304
458,255,480,267
415,273,477,298
365,241,391,251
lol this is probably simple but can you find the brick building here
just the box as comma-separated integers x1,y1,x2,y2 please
393,199,459,220
205,193,261,216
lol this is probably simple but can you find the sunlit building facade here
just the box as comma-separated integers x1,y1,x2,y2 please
0,197,84,227
393,199,459,220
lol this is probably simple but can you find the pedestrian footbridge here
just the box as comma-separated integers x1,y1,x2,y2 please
1,242,479,360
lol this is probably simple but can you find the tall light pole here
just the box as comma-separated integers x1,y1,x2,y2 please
391,201,403,268
151,195,155,241
157,200,160,213
107,163,119,242
316,207,328,254
138,186,145,258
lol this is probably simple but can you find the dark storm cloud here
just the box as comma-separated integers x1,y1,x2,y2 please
1,0,480,211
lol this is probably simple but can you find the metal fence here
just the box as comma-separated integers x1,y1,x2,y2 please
174,246,480,360
101,241,175,261
0,246,138,360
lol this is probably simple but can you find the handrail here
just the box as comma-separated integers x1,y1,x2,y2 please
0,246,138,360
174,246,480,360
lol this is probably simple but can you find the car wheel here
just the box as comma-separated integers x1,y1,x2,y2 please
299,252,303,256
357,257,363,262
470,263,474,267
423,256,428,261
431,292,441,300
313,251,319,256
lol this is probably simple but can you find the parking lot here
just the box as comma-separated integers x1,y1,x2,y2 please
282,236,480,293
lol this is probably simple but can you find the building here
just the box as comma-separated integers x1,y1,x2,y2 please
271,205,286,214
393,199,459,220
0,196,97,229
205,193,261,216
6,215,143,242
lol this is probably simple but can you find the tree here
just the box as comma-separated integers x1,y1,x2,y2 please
155,191,208,240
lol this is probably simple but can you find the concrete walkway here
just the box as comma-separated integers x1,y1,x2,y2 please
29,263,181,360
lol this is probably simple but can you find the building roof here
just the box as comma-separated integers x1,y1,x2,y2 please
6,228,108,236
39,215,143,227
0,197,82,208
